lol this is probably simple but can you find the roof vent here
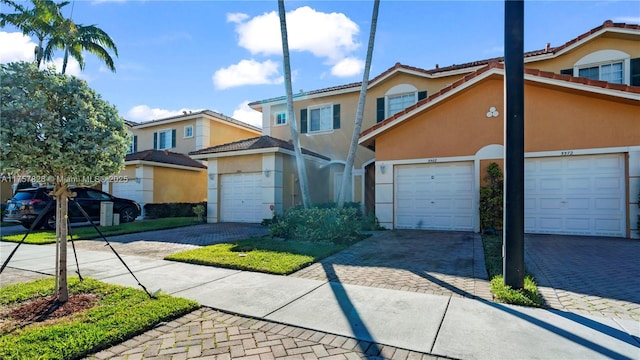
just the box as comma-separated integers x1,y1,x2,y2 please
545,42,551,52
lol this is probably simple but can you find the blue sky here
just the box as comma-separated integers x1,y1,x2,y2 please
1,1,639,127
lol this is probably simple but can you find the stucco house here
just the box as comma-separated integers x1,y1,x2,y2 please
193,20,640,238
105,110,261,216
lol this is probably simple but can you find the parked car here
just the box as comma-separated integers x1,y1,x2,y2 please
3,186,141,230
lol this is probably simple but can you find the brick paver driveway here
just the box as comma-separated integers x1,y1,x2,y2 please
291,230,492,301
525,234,640,321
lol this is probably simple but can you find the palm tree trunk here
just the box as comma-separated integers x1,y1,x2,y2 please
337,0,379,208
278,0,312,208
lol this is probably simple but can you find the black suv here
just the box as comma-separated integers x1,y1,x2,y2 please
3,186,141,230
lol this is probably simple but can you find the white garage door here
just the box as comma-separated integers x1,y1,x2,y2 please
111,181,143,219
220,173,263,223
395,162,474,230
525,154,625,237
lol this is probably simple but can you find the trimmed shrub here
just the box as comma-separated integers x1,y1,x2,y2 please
269,206,361,244
480,162,503,233
144,202,207,219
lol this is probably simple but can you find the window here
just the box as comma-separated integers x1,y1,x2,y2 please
153,129,176,150
274,112,287,126
310,105,333,132
300,104,340,134
184,125,193,138
127,135,137,154
387,93,417,117
578,62,623,84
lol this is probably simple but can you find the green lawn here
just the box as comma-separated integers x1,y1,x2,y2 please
0,277,199,360
166,237,349,275
482,234,544,307
1,217,200,244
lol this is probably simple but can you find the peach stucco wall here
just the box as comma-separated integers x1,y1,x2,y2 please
375,77,639,160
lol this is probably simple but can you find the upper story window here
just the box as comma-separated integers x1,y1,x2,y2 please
566,50,638,86
274,111,287,126
377,84,427,123
127,135,138,154
578,62,624,84
300,104,340,134
184,125,194,138
388,93,417,117
153,129,176,150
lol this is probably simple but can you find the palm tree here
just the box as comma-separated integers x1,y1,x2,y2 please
278,0,312,208
44,18,118,74
337,0,380,208
0,0,69,67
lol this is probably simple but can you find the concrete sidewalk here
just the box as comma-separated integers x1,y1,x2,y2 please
1,241,638,360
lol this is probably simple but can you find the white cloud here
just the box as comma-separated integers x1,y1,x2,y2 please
227,12,249,24
232,101,263,128
125,105,199,122
213,59,282,90
331,57,364,77
0,32,36,63
231,6,360,63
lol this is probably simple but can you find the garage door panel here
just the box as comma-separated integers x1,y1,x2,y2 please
220,173,263,223
525,154,625,237
394,162,474,231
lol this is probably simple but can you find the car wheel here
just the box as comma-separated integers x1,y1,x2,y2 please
119,207,137,223
41,213,56,230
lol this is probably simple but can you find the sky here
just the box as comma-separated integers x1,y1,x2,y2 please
1,1,639,128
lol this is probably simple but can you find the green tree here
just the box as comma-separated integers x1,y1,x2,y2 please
479,162,504,233
0,0,69,68
337,0,379,208
44,18,118,74
0,62,129,302
278,0,311,208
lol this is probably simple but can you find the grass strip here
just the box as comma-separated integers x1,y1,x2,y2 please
166,237,348,275
0,277,199,360
482,234,544,307
1,217,200,245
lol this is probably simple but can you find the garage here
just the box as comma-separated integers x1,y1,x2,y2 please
525,153,626,237
112,180,143,206
394,162,474,230
220,172,263,223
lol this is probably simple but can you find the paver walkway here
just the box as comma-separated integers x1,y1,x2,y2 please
87,309,446,360
291,231,492,301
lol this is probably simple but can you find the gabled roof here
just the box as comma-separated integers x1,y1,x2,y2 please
359,61,640,147
189,135,330,160
130,109,261,133
126,149,207,169
249,20,639,110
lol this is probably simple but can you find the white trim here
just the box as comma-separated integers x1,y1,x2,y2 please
124,160,206,172
184,124,194,139
190,147,329,163
155,128,173,150
306,103,334,133
273,111,287,127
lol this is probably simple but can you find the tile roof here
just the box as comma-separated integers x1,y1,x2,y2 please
130,109,261,132
126,149,207,169
249,20,639,107
360,60,640,140
189,135,330,160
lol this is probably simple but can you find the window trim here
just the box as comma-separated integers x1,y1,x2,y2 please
573,50,631,85
306,103,334,134
386,92,418,118
183,125,194,139
274,111,287,127
156,128,174,150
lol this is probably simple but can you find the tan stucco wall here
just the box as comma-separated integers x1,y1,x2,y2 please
152,167,206,203
528,36,640,74
375,77,639,160
216,154,262,174
208,122,260,147
133,119,196,154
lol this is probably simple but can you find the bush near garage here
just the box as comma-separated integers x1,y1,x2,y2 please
479,162,504,234
144,202,207,219
268,204,362,245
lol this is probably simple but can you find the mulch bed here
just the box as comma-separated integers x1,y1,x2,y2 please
0,294,98,334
